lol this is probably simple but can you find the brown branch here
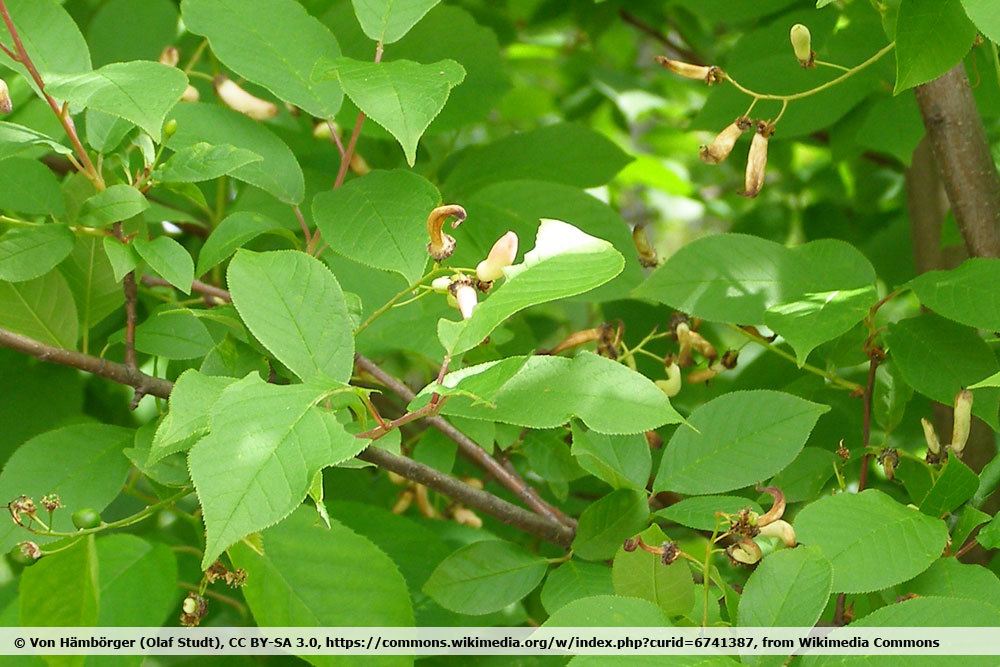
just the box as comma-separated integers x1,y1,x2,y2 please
915,63,1000,257
0,326,173,398
0,326,574,546
355,353,576,529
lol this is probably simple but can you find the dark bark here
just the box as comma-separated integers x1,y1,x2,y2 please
915,64,1000,258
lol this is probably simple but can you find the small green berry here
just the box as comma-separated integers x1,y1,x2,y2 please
71,508,101,530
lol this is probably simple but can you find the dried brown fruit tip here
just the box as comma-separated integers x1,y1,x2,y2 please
622,537,639,552
655,56,723,85
8,495,36,526
426,204,467,261
700,116,752,165
741,121,774,198
660,541,680,565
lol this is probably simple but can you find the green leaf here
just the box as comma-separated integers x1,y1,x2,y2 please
0,157,64,216
655,496,763,532
572,489,649,561
884,313,1000,430
909,258,1000,330
323,500,457,625
47,62,188,141
802,597,1000,667
612,524,694,617
0,271,78,349
20,537,98,627
149,370,236,465
426,353,683,434
96,534,178,626
319,57,465,165
0,225,74,282
442,123,632,197
134,308,214,359
654,391,828,495
423,540,548,615
0,0,91,90
637,235,876,325
165,103,304,204
765,286,878,365
952,505,990,548
182,0,344,119
228,250,354,384
904,558,1000,611
895,0,976,93
0,122,71,161
195,211,287,277
231,507,413,666
873,362,914,434
80,184,150,228
542,594,669,627
313,170,439,284
976,511,1000,549
154,142,262,183
0,424,132,553
60,236,123,346
134,236,194,294
351,0,441,43
85,109,134,154
126,422,190,488
571,424,650,491
738,547,833,627
971,370,1000,389
919,457,979,516
794,489,949,593
768,447,838,503
520,429,585,483
376,4,509,132
438,219,625,355
87,0,178,67
962,0,1000,42
189,374,359,568
102,236,138,282
541,561,614,615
